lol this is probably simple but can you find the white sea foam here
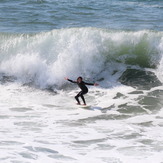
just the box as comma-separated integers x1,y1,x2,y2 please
0,80,163,163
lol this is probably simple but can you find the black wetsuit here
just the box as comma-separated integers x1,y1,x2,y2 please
67,79,94,105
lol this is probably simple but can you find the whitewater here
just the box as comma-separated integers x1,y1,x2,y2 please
0,0,163,163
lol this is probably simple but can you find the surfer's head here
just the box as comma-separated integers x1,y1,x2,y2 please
77,76,82,83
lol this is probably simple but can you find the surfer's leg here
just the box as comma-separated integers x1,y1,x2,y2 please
79,91,87,105
80,94,86,105
75,93,81,105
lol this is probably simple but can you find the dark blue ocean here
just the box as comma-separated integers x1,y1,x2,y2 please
0,0,163,163
0,0,163,32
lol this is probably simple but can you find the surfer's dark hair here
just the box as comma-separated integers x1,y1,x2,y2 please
77,76,83,80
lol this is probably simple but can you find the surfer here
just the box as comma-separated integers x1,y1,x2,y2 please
65,77,98,105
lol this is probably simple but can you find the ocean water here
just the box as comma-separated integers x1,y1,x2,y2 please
0,0,163,163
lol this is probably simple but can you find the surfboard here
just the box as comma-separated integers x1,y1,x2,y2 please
79,104,114,113
79,105,102,111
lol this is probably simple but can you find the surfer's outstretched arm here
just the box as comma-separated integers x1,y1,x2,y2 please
84,82,99,86
64,77,77,84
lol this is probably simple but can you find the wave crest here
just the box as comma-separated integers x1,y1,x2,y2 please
0,28,163,89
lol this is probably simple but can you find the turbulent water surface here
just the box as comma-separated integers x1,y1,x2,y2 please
0,0,163,163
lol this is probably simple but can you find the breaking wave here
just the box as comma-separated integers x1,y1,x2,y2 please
0,27,163,89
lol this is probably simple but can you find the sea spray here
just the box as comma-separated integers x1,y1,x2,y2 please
0,28,162,89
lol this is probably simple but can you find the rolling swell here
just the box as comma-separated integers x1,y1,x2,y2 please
0,28,163,89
